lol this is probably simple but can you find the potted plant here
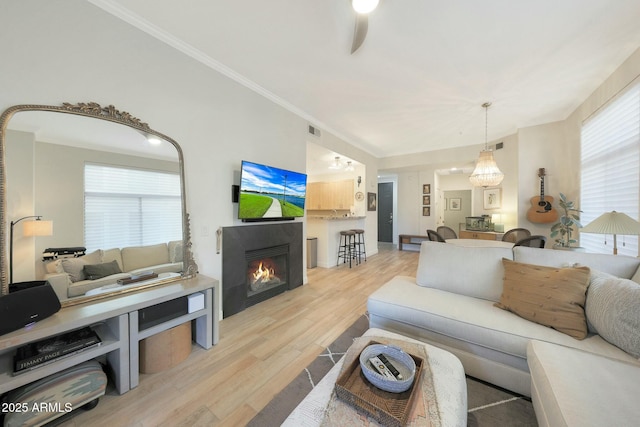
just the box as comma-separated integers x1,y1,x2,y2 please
550,193,582,248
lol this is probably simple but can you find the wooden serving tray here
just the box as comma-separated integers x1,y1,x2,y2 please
334,341,424,427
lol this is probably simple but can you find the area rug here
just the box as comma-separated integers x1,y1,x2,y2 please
248,315,537,426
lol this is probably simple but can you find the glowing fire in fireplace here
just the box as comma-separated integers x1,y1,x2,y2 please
250,260,282,292
253,261,276,283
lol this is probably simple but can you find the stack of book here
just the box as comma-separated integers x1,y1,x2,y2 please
13,326,102,374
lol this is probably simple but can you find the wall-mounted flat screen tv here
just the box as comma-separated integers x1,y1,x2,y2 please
238,160,308,221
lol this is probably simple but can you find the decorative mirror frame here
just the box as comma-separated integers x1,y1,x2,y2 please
0,102,198,305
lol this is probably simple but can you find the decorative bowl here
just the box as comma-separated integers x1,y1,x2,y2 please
359,344,416,393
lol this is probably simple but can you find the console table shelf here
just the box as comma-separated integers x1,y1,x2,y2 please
128,287,214,388
135,307,207,341
0,318,125,394
0,274,218,396
399,234,430,251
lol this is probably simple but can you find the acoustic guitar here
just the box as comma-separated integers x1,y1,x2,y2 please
527,168,559,223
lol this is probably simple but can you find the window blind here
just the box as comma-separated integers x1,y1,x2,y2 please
84,164,182,252
580,84,640,256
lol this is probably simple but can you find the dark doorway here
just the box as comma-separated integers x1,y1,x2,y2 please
378,182,393,242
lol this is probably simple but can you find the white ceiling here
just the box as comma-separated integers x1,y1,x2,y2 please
90,0,640,158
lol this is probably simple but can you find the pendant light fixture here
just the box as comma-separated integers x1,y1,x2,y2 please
329,156,342,170
469,102,504,187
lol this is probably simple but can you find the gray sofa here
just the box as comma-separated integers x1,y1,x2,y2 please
368,241,640,426
44,241,183,300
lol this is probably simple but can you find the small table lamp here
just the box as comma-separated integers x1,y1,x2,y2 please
580,211,640,255
9,215,53,284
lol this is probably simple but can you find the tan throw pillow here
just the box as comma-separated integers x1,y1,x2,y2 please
495,258,591,339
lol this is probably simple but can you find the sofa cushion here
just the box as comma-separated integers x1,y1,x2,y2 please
495,259,590,339
129,262,183,276
368,277,635,365
102,248,124,272
513,246,640,279
83,260,122,280
528,340,640,427
587,270,640,358
416,241,513,302
121,243,169,272
44,259,64,274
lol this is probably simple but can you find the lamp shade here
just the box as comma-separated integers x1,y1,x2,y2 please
23,219,53,236
581,211,640,235
469,151,504,187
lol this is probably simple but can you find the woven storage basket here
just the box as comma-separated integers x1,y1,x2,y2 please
335,340,423,427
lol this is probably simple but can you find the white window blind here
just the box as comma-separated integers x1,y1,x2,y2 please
84,164,182,252
580,83,640,256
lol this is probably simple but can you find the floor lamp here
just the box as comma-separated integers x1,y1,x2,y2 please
9,216,53,284
580,211,640,255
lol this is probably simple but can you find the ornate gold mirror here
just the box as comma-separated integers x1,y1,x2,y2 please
1,102,197,306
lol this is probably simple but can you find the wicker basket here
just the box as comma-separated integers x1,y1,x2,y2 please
335,340,424,427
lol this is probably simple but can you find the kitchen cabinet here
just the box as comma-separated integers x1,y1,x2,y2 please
307,180,353,210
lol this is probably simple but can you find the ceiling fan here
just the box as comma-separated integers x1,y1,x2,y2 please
350,0,379,54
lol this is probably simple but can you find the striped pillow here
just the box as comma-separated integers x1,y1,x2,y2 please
587,270,640,358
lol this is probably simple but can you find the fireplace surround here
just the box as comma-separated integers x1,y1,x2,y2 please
222,223,303,317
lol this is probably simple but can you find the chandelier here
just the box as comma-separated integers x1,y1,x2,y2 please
469,102,504,187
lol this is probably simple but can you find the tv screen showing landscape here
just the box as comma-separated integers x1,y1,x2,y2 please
238,160,307,220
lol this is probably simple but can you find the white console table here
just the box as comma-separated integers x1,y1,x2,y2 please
0,274,218,396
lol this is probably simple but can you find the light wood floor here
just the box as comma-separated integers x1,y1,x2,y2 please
66,244,419,427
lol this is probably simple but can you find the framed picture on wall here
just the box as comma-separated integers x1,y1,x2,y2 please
367,192,377,211
423,184,431,194
423,195,430,205
449,198,461,211
423,206,430,216
444,198,448,210
483,188,502,209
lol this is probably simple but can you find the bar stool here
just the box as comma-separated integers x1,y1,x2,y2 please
337,230,356,268
351,229,366,264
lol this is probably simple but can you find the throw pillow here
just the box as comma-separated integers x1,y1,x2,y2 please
60,258,87,283
44,259,63,274
495,258,591,340
586,270,640,358
59,250,104,282
84,260,122,280
82,249,103,265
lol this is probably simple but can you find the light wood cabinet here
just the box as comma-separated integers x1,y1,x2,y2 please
330,180,354,209
307,180,353,210
306,182,325,210
459,230,502,241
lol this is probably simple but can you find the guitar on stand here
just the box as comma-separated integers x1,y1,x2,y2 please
527,168,559,223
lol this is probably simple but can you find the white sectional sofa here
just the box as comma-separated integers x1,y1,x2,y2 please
368,241,640,426
44,241,183,300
